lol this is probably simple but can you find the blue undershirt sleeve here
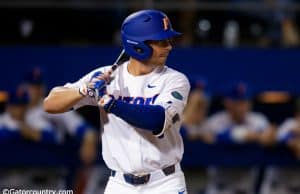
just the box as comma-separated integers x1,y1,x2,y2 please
109,100,165,134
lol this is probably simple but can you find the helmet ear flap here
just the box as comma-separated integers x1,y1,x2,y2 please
122,37,153,61
134,46,143,54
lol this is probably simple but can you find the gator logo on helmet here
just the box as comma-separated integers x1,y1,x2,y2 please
163,17,170,30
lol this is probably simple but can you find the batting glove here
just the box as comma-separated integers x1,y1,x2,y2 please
79,71,108,101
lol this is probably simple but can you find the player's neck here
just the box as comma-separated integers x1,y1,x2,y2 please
127,58,156,76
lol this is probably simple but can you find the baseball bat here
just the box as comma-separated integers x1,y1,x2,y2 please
94,49,129,99
99,49,129,124
108,49,130,75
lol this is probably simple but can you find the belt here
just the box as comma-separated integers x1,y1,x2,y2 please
110,164,177,186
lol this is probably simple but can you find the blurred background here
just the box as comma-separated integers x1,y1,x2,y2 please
1,0,300,194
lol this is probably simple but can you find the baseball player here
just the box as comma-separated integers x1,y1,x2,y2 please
0,88,60,189
0,88,57,144
204,81,276,194
0,90,29,142
44,9,190,194
260,101,300,194
21,68,100,190
181,77,213,143
24,68,98,165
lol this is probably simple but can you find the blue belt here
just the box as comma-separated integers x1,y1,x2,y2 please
111,164,175,185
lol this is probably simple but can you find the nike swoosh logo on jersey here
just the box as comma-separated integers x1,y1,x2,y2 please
147,84,156,88
178,190,185,194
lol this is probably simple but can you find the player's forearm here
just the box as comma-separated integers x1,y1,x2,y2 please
43,86,83,113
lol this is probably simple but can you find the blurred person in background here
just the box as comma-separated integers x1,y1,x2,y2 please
0,88,59,188
0,88,58,144
260,98,300,194
204,81,276,194
180,76,213,194
0,89,30,143
24,67,98,165
24,68,107,192
181,76,213,143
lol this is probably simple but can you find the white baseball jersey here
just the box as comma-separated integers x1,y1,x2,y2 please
65,61,190,174
260,118,300,194
277,118,300,141
205,111,270,194
181,120,210,138
206,111,270,135
0,113,22,132
0,110,53,136
26,101,89,142
26,103,56,134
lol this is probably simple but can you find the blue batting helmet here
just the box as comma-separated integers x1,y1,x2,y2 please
24,67,45,85
8,89,29,105
224,81,252,100
121,9,181,61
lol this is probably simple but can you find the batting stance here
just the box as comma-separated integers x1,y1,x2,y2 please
44,9,190,194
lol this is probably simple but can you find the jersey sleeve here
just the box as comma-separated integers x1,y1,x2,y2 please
64,66,110,109
58,111,92,140
26,109,54,132
46,110,95,142
0,115,20,141
251,113,271,132
205,112,227,134
152,73,190,136
277,118,297,143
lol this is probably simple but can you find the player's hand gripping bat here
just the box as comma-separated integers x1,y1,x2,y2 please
86,49,130,101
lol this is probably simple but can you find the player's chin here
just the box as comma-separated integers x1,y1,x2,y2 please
157,57,168,65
